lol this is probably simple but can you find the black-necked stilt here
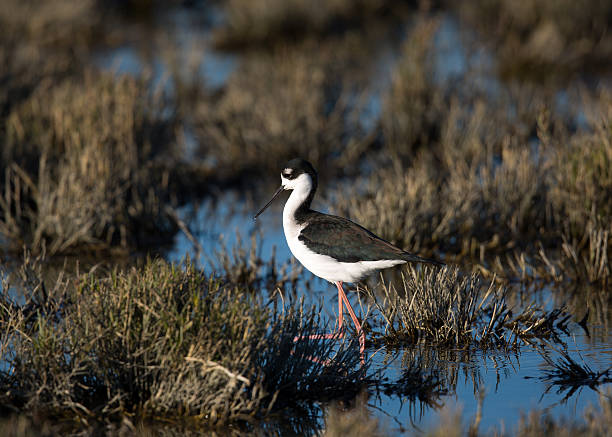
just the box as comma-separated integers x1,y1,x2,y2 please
254,158,443,361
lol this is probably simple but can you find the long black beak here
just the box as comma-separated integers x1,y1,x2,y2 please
254,186,284,220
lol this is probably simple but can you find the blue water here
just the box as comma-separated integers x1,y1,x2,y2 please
166,192,612,434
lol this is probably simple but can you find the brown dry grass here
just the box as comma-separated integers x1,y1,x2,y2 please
213,0,412,49
191,34,378,184
0,70,180,254
456,0,612,81
0,255,366,432
331,18,611,286
365,265,570,348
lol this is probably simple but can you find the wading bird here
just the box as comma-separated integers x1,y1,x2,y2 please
254,158,443,362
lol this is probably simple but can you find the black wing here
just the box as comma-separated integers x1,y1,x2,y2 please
298,213,412,263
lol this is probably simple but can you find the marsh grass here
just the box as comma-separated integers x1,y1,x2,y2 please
332,18,612,286
0,70,182,255
0,256,366,431
456,0,612,80
333,53,553,262
213,0,410,49
381,17,445,160
365,265,570,348
191,35,376,183
213,235,304,297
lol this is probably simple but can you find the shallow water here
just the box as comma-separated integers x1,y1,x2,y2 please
167,191,612,434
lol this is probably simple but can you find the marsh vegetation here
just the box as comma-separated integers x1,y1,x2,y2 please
0,0,610,435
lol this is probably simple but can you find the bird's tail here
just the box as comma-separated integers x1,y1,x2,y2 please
402,252,445,267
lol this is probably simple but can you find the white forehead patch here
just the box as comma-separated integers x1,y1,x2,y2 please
283,168,293,174
281,172,311,190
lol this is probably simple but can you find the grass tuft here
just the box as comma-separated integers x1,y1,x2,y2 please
0,256,366,430
365,265,570,348
0,70,180,254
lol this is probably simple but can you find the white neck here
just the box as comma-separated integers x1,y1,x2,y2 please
282,174,313,238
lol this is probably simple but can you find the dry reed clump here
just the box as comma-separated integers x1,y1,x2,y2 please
487,92,612,286
213,0,408,48
365,265,569,348
0,256,366,431
543,93,612,284
456,0,612,80
381,18,446,159
332,19,611,285
0,70,180,255
192,37,373,182
332,130,548,261
332,20,552,261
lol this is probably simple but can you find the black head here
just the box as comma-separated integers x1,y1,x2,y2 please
254,158,318,219
281,158,318,183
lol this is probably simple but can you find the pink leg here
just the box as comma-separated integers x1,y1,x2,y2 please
337,281,344,331
337,282,365,362
293,282,346,342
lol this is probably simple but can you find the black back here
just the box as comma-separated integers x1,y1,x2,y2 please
298,211,407,262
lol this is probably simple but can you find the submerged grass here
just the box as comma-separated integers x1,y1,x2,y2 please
0,256,366,431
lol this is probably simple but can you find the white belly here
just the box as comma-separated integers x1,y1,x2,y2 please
285,234,405,283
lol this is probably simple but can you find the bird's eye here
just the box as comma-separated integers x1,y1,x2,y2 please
282,171,295,179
